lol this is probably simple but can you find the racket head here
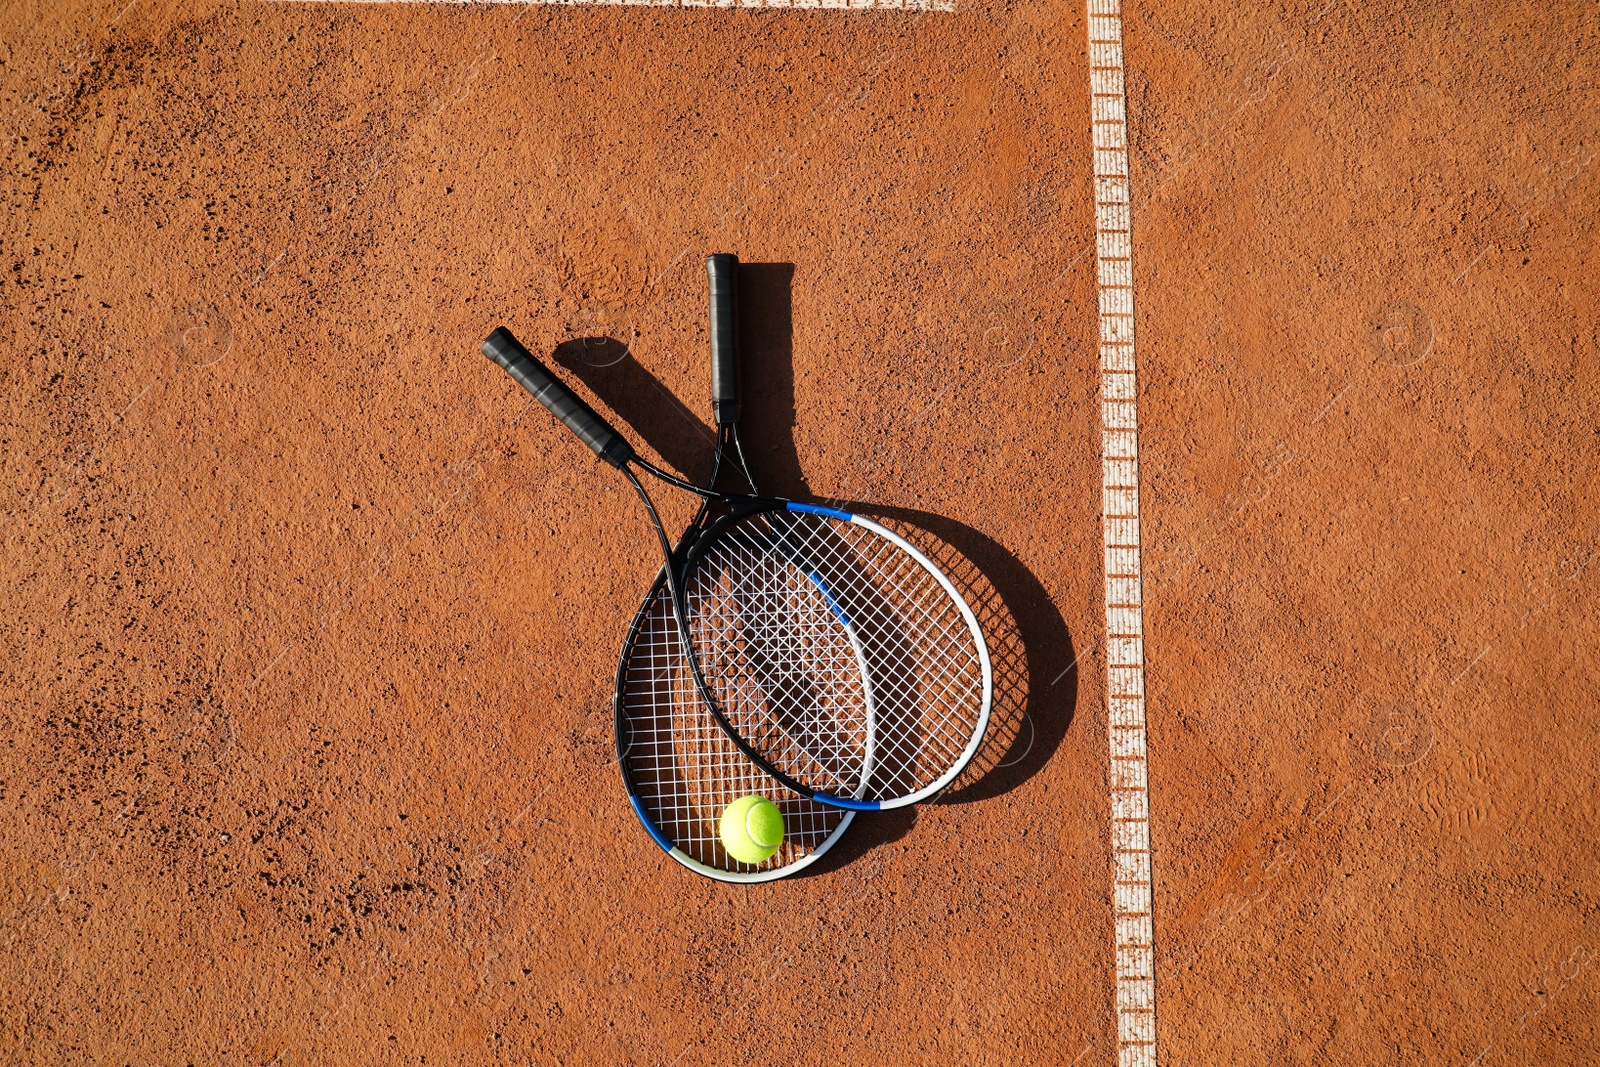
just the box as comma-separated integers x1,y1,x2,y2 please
614,574,855,882
680,501,994,809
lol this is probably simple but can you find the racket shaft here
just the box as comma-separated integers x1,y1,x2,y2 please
707,254,740,427
483,327,635,468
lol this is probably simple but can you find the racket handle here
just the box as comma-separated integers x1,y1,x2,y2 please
706,253,740,427
482,327,635,469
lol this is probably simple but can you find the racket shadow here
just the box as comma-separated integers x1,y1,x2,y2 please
735,262,808,496
827,503,1076,805
552,336,716,483
797,506,1077,876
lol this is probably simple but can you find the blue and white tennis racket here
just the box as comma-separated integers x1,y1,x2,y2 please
483,264,993,812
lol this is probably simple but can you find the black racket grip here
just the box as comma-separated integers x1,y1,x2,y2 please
482,326,635,469
707,253,740,427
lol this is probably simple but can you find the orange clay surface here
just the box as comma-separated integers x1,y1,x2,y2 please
1,0,1596,1063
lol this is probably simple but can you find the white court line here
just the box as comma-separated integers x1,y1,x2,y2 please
277,0,957,9
1087,2,1158,1066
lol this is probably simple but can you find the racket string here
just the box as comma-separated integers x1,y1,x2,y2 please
688,555,871,796
686,511,987,801
621,590,848,871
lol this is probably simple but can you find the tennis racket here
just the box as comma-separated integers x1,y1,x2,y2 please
483,271,993,812
613,254,855,880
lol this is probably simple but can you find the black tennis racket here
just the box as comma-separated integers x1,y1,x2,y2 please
613,255,855,879
483,266,993,811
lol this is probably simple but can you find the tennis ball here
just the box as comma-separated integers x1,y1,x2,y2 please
719,795,785,864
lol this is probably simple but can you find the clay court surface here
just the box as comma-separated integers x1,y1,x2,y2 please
2,0,1597,1062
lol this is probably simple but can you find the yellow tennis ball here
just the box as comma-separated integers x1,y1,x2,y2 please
719,795,785,864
